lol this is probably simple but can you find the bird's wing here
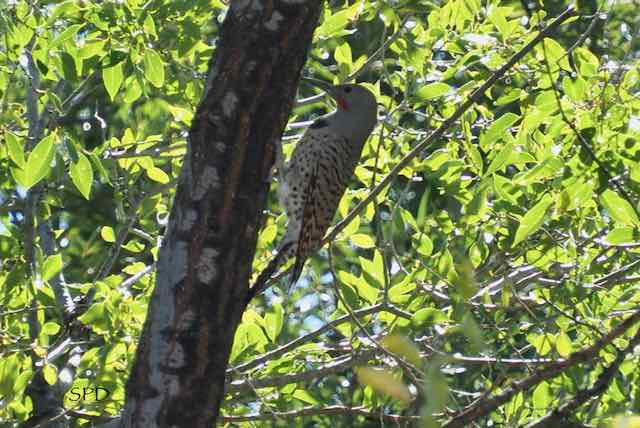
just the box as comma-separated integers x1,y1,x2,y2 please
289,160,320,287
289,134,351,287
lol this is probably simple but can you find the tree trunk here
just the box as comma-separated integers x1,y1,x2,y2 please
120,2,323,426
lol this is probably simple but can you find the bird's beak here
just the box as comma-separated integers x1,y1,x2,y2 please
303,77,338,98
303,77,349,110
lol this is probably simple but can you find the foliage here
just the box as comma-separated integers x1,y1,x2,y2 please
1,0,640,427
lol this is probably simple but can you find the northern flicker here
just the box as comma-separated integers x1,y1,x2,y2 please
247,80,377,302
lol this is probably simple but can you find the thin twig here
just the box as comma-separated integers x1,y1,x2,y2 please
230,302,410,374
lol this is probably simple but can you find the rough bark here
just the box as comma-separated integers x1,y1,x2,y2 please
120,1,323,426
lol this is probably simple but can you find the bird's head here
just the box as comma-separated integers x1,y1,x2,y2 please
326,84,377,114
305,78,378,145
305,78,378,123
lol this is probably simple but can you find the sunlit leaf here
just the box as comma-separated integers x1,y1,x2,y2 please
43,364,58,385
480,113,520,150
600,189,640,226
381,334,422,366
50,24,84,49
5,132,25,168
101,226,116,243
69,152,94,199
355,367,411,403
484,141,514,176
351,233,375,248
512,194,554,246
609,416,640,428
415,82,451,101
555,332,573,357
264,304,283,342
103,62,124,101
144,49,165,88
532,381,550,409
42,254,63,282
146,166,170,184
24,134,56,189
412,308,447,327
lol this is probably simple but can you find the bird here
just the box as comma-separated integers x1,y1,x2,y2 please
246,80,378,303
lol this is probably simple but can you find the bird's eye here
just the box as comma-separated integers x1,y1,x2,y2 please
344,87,352,93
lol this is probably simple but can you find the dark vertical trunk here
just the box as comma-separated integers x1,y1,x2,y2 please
120,2,323,426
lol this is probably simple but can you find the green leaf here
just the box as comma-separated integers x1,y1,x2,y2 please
146,166,170,184
42,254,63,282
540,38,570,70
487,6,511,38
360,250,384,289
381,334,421,366
415,234,433,257
10,167,28,188
77,302,109,333
1,354,18,395
89,152,112,185
563,76,587,102
122,262,147,275
412,308,447,326
600,189,640,226
609,416,640,428
78,40,106,60
351,233,375,248
480,112,520,149
315,4,359,38
529,333,554,356
69,152,93,199
512,194,553,246
43,364,58,385
416,188,430,228
143,14,157,39
42,321,60,335
515,158,563,185
101,226,116,243
50,24,84,49
566,180,594,210
555,332,573,357
415,82,451,101
532,381,550,409
293,389,318,405
25,134,56,189
463,140,483,174
575,47,599,77
103,62,124,101
5,132,25,168
60,51,78,81
123,74,143,103
143,49,165,88
257,224,277,248
334,42,352,67
47,1,81,25
355,367,411,403
264,304,283,343
605,227,639,245
484,141,514,176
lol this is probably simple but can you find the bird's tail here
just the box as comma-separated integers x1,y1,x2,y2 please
246,241,295,303
288,256,306,291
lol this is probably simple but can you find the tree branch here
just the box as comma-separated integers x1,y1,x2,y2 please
230,303,389,373
441,309,640,428
219,405,420,423
525,325,640,428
